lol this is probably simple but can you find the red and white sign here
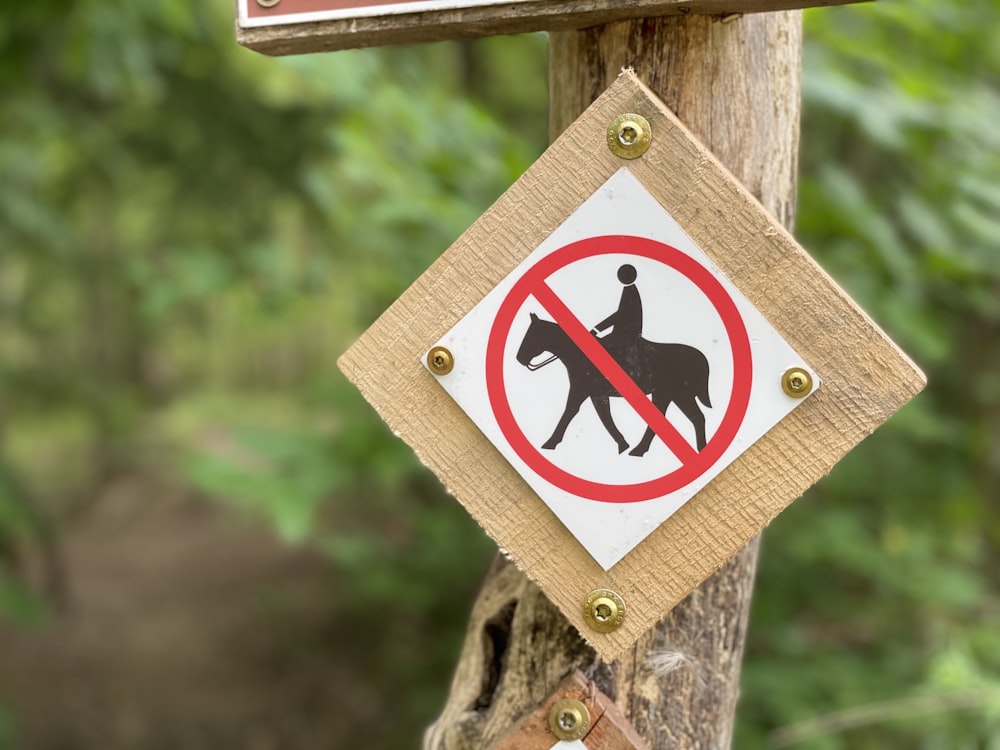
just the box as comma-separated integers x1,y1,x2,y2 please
237,0,512,27
426,169,819,570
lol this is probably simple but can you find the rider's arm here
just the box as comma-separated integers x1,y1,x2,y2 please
592,310,617,335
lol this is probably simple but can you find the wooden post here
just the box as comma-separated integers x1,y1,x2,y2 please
424,11,802,748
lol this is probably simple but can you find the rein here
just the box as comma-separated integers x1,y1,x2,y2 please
526,354,557,371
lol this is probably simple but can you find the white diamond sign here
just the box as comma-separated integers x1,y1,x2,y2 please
425,169,819,570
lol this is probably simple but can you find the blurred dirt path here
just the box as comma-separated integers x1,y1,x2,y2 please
0,479,376,750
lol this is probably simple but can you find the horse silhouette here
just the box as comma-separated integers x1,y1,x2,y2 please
515,312,712,456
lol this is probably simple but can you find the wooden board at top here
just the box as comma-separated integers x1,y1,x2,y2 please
237,0,868,56
338,71,924,661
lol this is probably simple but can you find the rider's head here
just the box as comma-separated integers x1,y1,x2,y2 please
617,264,637,285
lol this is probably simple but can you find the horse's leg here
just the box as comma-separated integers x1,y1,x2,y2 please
591,395,629,454
675,397,707,452
628,392,670,457
541,388,587,450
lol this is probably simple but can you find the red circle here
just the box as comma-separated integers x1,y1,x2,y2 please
486,235,752,503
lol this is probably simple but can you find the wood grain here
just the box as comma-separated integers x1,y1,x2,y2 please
339,62,924,669
341,65,923,665
236,0,868,55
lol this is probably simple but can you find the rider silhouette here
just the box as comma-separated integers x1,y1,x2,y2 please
590,264,642,355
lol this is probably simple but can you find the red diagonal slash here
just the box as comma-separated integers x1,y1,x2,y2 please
531,281,700,465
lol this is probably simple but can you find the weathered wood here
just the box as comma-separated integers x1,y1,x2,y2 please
335,9,926,747
340,66,924,665
236,0,867,55
419,11,860,749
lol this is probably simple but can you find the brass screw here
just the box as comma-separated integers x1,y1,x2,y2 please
781,367,814,398
607,113,652,159
548,698,591,741
427,346,454,376
583,589,626,633
255,0,281,6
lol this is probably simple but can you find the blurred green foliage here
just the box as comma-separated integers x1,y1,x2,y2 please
0,0,997,748
0,708,11,750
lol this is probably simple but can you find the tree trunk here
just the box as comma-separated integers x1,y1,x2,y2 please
424,11,802,749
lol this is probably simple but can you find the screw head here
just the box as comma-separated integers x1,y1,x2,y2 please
593,598,616,622
781,367,814,398
548,698,591,741
619,124,639,146
583,588,626,633
607,113,652,159
255,0,281,6
427,346,454,376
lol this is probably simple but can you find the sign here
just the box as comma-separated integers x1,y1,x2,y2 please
338,73,925,660
236,0,866,55
425,169,818,570
489,671,648,750
238,0,481,29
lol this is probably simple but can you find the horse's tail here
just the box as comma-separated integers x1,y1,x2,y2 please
698,357,712,408
698,382,712,409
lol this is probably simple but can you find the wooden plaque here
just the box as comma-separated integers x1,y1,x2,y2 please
236,0,867,56
338,71,925,661
489,671,648,750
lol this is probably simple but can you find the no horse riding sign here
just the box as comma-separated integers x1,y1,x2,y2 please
339,72,925,659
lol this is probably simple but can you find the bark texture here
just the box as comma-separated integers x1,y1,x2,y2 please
424,12,802,749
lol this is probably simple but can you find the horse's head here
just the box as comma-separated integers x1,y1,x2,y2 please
516,312,560,371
